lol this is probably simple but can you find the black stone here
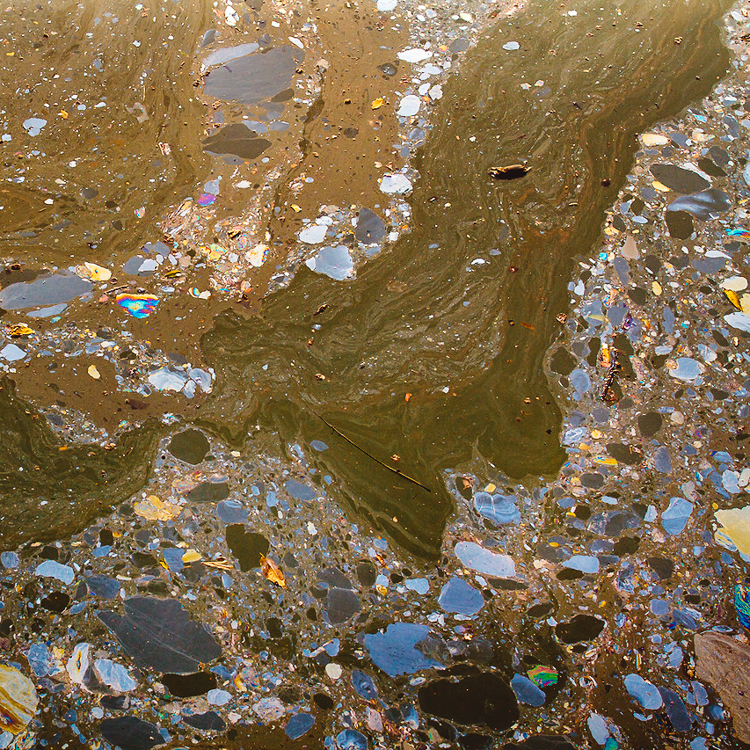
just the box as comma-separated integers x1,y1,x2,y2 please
41,591,70,613
613,536,639,556
313,692,334,710
606,443,643,465
325,587,361,624
267,617,283,638
225,525,269,571
648,556,674,580
628,287,647,306
556,614,605,644
162,672,217,698
580,473,604,489
696,157,726,177
658,687,692,731
356,561,377,587
168,429,210,465
182,711,226,731
650,164,710,193
418,673,519,731
97,597,222,674
100,695,131,711
550,348,576,376
527,602,554,619
638,411,662,437
100,716,164,750
186,481,230,503
708,145,730,166
665,210,694,239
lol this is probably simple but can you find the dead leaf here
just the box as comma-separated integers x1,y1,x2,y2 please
488,163,531,180
260,555,286,587
6,324,33,337
725,289,742,310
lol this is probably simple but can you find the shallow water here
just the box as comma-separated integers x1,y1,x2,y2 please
0,0,734,558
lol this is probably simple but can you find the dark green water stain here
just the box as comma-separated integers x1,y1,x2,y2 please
0,378,161,548
201,0,732,558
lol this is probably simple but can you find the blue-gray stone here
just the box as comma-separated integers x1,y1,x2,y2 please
511,674,546,706
438,577,484,616
624,674,662,710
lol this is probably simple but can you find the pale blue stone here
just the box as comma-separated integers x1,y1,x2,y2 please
1,552,19,570
94,659,137,692
624,674,662,710
285,713,315,740
454,542,515,578
511,674,545,706
207,689,232,706
563,555,600,574
438,577,484,615
661,497,693,536
36,560,74,585
404,578,429,595
28,643,51,677
473,493,520,525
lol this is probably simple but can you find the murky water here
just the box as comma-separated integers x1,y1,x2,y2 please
1,1,750,747
0,0,733,558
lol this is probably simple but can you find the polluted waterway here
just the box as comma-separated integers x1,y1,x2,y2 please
0,0,750,748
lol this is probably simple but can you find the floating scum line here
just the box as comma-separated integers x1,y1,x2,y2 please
313,412,431,492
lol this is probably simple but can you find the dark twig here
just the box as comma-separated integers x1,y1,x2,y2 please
313,412,431,492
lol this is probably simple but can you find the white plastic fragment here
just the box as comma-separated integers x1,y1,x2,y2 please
397,95,421,117
397,48,431,63
379,173,412,194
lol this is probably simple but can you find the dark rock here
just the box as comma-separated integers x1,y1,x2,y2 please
182,711,226,732
638,411,662,437
658,687,692,731
202,125,272,160
168,429,210,465
356,561,377,587
355,208,386,244
606,443,643,465
418,672,519,731
556,614,605,643
41,591,70,613
100,716,164,750
648,557,674,580
162,672,217,698
186,482,230,503
97,597,222,674
225,525,269,571
650,164,710,193
665,210,694,239
325,588,361,624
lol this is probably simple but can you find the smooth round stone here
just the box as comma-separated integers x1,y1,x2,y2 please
168,429,210,465
624,673,663,710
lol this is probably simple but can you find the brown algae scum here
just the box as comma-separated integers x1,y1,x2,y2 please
0,0,749,749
